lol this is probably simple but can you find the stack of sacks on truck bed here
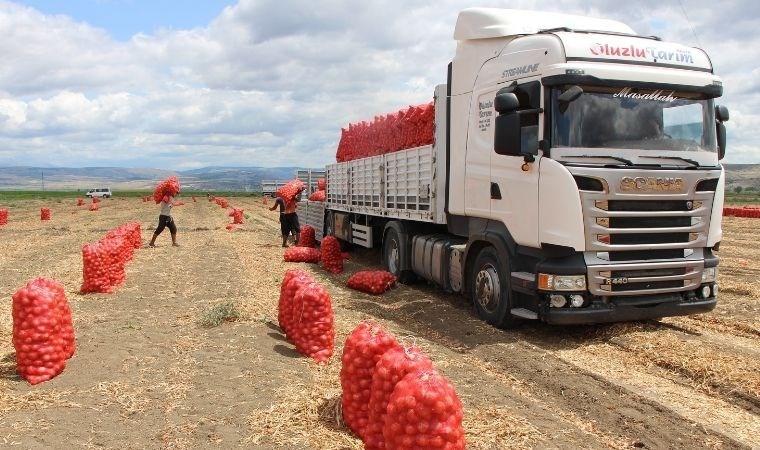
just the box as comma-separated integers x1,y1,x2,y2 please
336,102,434,162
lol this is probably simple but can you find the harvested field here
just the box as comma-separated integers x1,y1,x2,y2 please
0,196,758,449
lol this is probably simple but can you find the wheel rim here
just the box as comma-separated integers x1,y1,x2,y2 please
475,263,501,313
387,238,399,274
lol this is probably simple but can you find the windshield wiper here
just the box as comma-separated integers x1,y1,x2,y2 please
639,155,700,168
565,155,633,166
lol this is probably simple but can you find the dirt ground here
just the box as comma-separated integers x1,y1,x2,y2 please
0,196,757,449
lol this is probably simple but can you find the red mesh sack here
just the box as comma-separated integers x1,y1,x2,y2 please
89,203,99,211
0,208,7,225
340,322,401,439
40,208,51,221
308,190,326,201
229,208,244,224
383,370,465,450
92,197,100,204
153,176,180,204
297,225,316,248
80,243,111,293
320,236,343,274
276,179,306,203
283,247,321,263
262,197,268,205
278,269,314,337
77,199,84,206
289,282,335,363
12,278,75,385
317,178,326,190
347,270,397,295
365,346,433,450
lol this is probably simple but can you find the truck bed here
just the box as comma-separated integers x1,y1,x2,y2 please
324,85,447,224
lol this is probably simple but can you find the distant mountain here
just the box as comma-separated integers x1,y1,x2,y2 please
0,166,309,191
723,164,760,189
1,164,757,191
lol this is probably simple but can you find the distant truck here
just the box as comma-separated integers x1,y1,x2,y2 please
298,8,729,327
85,188,112,198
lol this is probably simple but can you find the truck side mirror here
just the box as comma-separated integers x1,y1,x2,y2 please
494,92,519,114
715,105,729,160
717,121,726,160
716,105,729,122
494,113,521,156
558,85,583,113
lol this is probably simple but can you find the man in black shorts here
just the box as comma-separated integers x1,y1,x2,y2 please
148,195,179,247
269,193,300,247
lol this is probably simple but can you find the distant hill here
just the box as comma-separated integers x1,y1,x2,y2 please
1,164,758,192
723,164,760,190
0,166,303,191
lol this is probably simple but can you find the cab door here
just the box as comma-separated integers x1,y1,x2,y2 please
489,79,542,247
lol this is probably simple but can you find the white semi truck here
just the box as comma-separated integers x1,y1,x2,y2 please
298,8,730,327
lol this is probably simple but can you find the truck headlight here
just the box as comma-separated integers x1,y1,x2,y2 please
538,274,587,291
701,267,717,283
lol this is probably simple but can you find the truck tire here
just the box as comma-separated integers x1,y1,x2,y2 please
383,228,415,284
470,247,520,328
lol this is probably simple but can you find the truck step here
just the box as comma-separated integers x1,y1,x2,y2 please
510,308,539,320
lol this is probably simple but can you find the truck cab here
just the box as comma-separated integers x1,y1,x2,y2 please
447,9,727,325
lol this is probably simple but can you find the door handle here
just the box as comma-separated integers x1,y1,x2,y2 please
490,182,502,200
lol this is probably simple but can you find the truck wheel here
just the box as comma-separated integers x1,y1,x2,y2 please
383,228,415,284
470,247,519,328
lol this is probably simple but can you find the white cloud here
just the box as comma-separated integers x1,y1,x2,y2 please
0,0,757,169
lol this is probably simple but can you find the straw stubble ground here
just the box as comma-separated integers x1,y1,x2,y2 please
0,196,757,449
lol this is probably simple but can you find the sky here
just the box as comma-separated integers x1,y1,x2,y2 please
0,0,758,170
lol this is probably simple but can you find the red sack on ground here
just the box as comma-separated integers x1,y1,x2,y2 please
89,203,99,211
92,197,100,204
262,197,268,205
192,196,197,202
289,282,335,363
297,225,316,248
12,278,75,385
283,247,321,263
40,208,51,221
320,236,343,274
229,208,244,224
340,322,401,439
365,346,433,450
153,176,180,204
308,190,326,201
276,179,306,203
317,178,326,190
383,370,465,450
0,208,8,225
347,270,397,295
278,269,314,337
77,199,84,206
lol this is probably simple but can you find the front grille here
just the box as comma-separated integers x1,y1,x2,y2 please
610,232,690,245
609,216,691,228
605,280,685,292
576,167,719,296
607,200,689,212
588,260,703,296
609,249,685,261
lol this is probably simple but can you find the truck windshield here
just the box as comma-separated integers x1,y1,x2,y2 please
551,86,717,153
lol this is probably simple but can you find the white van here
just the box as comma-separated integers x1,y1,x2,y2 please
85,188,112,198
